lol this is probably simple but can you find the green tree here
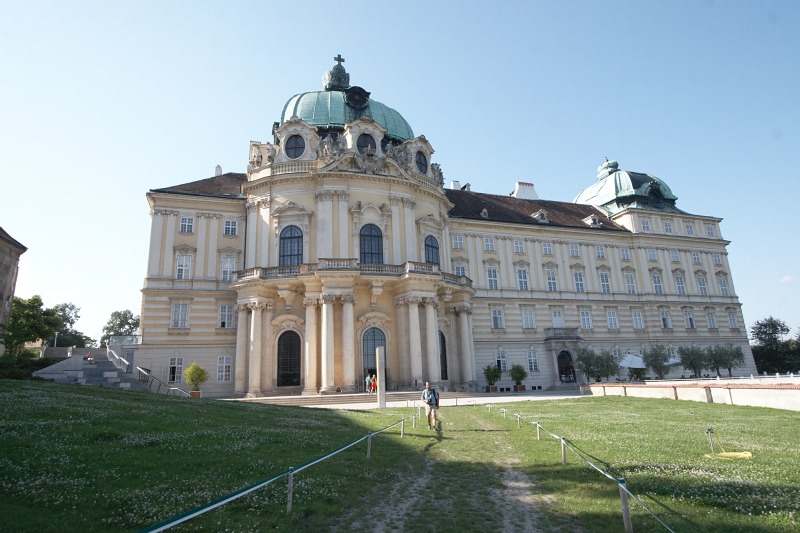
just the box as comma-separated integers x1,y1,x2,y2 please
52,303,96,348
705,344,745,377
99,310,140,346
576,347,620,383
2,296,61,356
183,362,209,392
678,346,707,378
483,363,501,387
750,317,793,373
642,344,671,379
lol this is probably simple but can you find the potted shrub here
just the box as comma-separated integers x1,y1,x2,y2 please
510,364,528,391
483,363,501,393
184,362,209,398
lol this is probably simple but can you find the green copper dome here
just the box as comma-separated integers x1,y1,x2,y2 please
280,56,414,142
574,159,682,214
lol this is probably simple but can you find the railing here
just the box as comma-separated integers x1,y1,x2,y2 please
358,263,403,275
136,367,190,397
318,258,359,269
106,349,131,373
545,327,580,340
266,160,318,176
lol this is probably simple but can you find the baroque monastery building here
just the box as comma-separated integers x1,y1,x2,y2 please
136,57,756,398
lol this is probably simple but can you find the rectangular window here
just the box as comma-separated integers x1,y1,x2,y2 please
527,348,539,372
545,269,558,292
620,247,630,261
652,274,663,294
632,309,644,330
641,218,651,232
706,224,715,238
573,271,585,293
522,309,535,329
176,255,192,280
221,256,236,282
496,349,508,372
624,273,636,294
599,272,611,294
606,308,619,329
542,242,553,255
452,235,464,249
487,267,499,290
179,216,194,234
686,222,695,236
660,309,672,329
454,265,466,277
171,304,189,329
647,248,657,261
217,355,232,382
551,308,565,328
697,275,708,295
670,249,680,262
517,269,529,290
514,239,524,253
579,308,592,329
707,310,717,329
675,274,686,295
218,305,234,328
713,253,722,265
484,237,495,251
692,251,701,264
168,357,183,383
718,276,729,296
664,219,673,234
224,219,238,236
683,309,695,329
596,245,606,259
728,309,738,329
491,308,505,329
570,243,580,257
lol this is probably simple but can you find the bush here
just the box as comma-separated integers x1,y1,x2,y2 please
183,362,209,391
509,364,528,385
483,363,502,386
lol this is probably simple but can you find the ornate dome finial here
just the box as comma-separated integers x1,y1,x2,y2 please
323,54,350,91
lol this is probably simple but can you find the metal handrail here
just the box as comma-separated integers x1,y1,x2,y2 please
136,367,190,397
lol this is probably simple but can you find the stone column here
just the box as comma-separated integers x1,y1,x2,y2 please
337,190,349,258
207,215,219,279
402,198,417,262
147,209,165,277
162,211,177,278
195,214,207,279
317,190,334,259
389,195,402,263
407,297,423,386
260,301,274,393
423,297,441,384
456,305,474,384
395,298,410,384
259,199,270,267
245,201,258,268
247,301,265,397
234,303,249,394
465,306,476,384
341,294,356,390
302,297,319,395
320,294,336,392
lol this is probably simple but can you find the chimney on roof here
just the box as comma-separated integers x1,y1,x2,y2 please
510,181,539,200
461,183,470,191
450,180,461,190
215,165,222,177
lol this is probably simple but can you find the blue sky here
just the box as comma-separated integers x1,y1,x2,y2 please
2,1,798,342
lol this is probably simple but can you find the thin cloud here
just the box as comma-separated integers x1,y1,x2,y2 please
778,275,794,284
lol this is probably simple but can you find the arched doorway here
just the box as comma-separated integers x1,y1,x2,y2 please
362,327,387,388
557,351,575,383
438,331,448,381
277,331,301,386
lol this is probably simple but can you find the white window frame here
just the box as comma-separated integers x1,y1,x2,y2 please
218,305,234,329
514,239,524,254
570,243,580,257
176,254,192,280
706,224,715,238
217,355,232,382
660,309,672,329
551,308,565,328
718,276,729,296
171,303,189,329
697,275,708,296
484,237,495,252
706,310,717,329
727,309,738,329
647,248,657,261
522,308,535,329
624,273,636,295
224,219,238,236
545,269,558,292
573,271,585,293
606,308,619,330
599,272,611,294
221,256,237,282
632,309,644,330
642,218,651,232
686,222,695,236
542,242,553,255
652,274,663,294
692,251,701,264
179,216,194,234
487,267,499,290
683,308,695,329
491,308,505,329
675,274,686,295
664,220,673,234
496,347,508,372
579,308,592,330
168,357,184,383
596,245,606,259
620,247,630,261
670,249,680,262
454,265,466,277
452,235,464,249
517,269,529,291
713,253,722,265
527,347,539,373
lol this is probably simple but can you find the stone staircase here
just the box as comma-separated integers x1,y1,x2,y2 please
34,350,147,392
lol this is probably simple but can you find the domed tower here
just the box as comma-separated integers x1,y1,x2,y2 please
234,56,467,397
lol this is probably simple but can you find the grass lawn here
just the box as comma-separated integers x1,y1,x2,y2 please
0,380,798,532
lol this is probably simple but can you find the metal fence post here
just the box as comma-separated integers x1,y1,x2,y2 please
618,477,633,532
367,433,372,459
561,437,567,465
286,468,294,514
401,418,405,438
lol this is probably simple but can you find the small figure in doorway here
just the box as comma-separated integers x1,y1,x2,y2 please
371,375,377,394
365,374,372,394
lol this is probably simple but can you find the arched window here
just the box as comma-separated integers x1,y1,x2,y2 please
285,135,305,159
360,224,383,264
279,225,303,266
277,331,301,386
424,235,440,265
439,331,448,381
362,327,386,377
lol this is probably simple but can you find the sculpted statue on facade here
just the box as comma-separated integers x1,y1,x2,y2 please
249,144,263,168
431,163,444,184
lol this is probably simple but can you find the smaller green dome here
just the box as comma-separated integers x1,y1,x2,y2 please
279,56,414,142
574,159,681,214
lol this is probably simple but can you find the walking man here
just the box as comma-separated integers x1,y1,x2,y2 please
421,381,439,430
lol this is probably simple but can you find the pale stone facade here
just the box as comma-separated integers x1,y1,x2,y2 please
0,227,27,356
135,59,756,397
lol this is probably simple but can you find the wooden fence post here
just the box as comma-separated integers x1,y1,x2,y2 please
561,437,567,465
367,433,372,459
618,477,633,533
401,418,405,438
517,414,521,429
286,469,294,514
536,422,541,441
